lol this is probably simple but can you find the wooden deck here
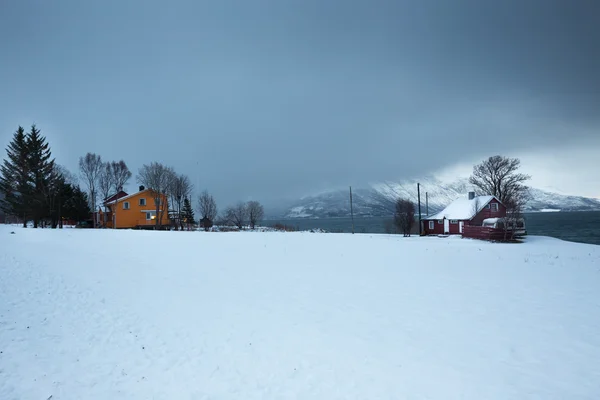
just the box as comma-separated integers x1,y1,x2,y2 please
462,226,512,242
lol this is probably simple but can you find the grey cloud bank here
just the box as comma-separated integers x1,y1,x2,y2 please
1,0,599,206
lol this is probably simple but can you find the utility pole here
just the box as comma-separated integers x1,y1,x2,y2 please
426,192,429,216
417,183,422,236
349,186,355,234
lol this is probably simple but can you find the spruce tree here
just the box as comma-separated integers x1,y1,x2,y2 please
26,125,55,228
69,185,91,223
182,197,195,227
46,169,67,228
0,126,31,227
60,184,90,225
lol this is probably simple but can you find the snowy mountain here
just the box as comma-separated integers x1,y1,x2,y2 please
282,176,600,219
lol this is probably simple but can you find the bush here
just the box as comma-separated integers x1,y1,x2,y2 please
272,223,298,232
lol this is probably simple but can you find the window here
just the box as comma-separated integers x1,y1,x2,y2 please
429,221,434,229
437,220,443,224
139,198,146,206
450,220,458,224
146,212,155,221
485,204,490,209
123,201,130,210
491,203,499,212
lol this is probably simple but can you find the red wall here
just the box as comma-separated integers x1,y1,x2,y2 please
423,219,444,235
471,200,506,225
423,219,464,235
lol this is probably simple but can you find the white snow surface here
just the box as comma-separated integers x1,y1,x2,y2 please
1,226,600,399
426,195,495,220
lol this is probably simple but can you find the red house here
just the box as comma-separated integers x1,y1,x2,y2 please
422,192,506,235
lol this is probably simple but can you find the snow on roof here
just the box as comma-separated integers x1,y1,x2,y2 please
106,189,152,205
425,195,495,221
482,217,501,224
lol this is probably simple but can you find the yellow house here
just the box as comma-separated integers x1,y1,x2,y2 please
100,186,170,229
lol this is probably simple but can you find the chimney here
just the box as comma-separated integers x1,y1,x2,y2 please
139,185,145,191
468,191,475,200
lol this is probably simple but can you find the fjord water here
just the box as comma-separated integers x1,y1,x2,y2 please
265,211,600,245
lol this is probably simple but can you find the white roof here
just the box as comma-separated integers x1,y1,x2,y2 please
106,189,151,205
425,195,495,221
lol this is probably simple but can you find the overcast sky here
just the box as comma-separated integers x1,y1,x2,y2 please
1,0,599,206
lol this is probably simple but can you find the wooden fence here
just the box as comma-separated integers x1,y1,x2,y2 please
462,226,510,242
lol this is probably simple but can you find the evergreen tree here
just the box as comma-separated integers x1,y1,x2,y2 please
182,197,195,227
63,185,91,224
0,126,31,227
26,125,55,228
45,168,68,228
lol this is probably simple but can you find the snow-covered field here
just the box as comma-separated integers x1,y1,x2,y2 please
1,226,600,399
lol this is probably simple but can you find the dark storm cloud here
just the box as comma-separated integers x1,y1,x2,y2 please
1,0,598,205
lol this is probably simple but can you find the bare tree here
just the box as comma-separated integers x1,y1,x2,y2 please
97,163,114,227
224,202,247,230
110,160,132,194
503,189,530,241
137,162,175,226
394,198,415,237
198,190,218,231
246,200,264,230
168,173,192,230
469,155,531,239
98,163,113,202
78,153,103,226
469,155,530,206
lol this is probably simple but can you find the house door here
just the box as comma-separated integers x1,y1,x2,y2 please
444,219,450,234
459,221,464,233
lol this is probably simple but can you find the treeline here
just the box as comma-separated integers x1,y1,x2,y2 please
1,124,267,230
78,154,200,229
0,125,90,228
78,157,265,231
220,201,264,230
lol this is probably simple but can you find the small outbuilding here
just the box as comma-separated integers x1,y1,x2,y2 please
422,192,506,235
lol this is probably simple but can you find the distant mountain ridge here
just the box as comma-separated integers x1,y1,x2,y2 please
281,176,600,219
